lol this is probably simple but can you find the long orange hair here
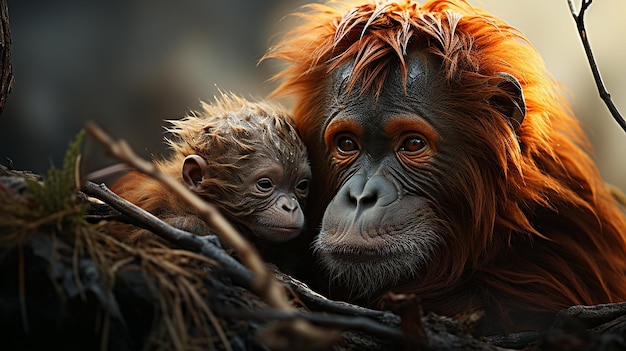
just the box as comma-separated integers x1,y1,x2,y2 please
266,0,626,331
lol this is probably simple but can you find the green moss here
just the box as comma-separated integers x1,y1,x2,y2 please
0,130,87,240
26,130,85,216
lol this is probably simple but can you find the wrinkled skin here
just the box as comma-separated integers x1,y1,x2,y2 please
183,153,311,243
314,51,524,299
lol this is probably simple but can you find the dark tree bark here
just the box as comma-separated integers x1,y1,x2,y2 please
0,0,13,115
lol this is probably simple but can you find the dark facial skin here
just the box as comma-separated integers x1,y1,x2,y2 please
314,53,451,297
183,154,311,243
315,44,533,299
314,47,525,298
242,157,311,242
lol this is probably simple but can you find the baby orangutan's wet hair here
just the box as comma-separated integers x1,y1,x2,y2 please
110,93,311,249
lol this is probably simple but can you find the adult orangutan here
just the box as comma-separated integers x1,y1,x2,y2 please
265,0,626,334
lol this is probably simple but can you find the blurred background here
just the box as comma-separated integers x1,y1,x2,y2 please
1,0,625,191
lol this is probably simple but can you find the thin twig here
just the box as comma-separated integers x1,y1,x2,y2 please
273,269,401,325
567,0,626,133
85,163,132,182
18,245,29,333
84,122,293,311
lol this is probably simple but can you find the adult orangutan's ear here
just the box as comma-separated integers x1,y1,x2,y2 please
182,155,208,191
490,72,526,130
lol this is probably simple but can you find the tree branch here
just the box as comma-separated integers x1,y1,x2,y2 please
81,181,255,289
273,269,401,325
567,0,626,133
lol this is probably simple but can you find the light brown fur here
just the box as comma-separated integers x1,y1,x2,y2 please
110,93,310,249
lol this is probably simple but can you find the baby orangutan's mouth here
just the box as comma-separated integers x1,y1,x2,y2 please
254,225,303,242
266,226,300,234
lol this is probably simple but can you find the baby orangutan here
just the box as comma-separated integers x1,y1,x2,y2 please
110,93,311,252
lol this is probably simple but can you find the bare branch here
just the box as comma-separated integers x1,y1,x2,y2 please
567,0,626,133
81,181,255,289
273,269,401,325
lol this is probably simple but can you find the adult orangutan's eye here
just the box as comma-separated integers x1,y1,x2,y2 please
337,135,359,154
400,136,427,152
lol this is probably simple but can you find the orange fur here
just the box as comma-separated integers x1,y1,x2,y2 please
266,0,626,332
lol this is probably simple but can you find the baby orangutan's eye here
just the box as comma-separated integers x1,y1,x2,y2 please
257,178,273,190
